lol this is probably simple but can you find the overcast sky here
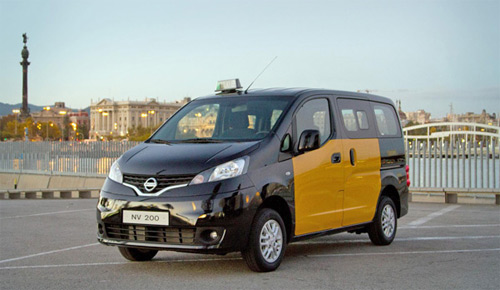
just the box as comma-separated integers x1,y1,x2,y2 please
1,0,498,118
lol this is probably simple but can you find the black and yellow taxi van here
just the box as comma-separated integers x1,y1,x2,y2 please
97,79,409,272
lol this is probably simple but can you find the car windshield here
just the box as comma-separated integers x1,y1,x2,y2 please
150,96,291,142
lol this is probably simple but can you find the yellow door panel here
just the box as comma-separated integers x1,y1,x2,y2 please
341,138,381,226
293,140,344,236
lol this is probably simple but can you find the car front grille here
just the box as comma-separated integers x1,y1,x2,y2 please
104,224,196,245
123,174,195,194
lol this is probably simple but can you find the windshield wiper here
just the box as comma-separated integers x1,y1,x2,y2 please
180,138,223,143
150,139,172,144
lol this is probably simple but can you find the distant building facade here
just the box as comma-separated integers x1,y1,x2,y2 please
90,98,190,139
31,102,90,139
31,102,71,129
69,111,90,128
447,110,497,125
405,109,431,125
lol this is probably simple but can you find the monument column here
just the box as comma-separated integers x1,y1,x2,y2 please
20,33,31,119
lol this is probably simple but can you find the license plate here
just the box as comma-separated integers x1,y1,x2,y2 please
122,210,169,226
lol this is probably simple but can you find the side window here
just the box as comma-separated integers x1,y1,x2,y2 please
337,98,376,138
341,109,357,131
295,98,331,145
357,111,369,129
372,103,401,137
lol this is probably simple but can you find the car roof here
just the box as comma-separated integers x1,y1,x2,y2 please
196,87,394,105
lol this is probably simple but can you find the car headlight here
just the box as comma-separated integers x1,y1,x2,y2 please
190,157,248,185
108,160,123,183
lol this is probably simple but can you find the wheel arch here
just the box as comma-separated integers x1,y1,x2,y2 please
259,195,293,244
379,184,401,218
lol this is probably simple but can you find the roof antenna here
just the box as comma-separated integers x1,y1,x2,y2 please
244,56,277,94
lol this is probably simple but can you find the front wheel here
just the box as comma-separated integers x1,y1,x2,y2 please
118,247,158,261
368,197,397,245
242,208,286,272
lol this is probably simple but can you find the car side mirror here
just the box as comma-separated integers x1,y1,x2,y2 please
297,129,320,154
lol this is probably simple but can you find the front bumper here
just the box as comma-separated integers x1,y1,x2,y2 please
97,178,261,254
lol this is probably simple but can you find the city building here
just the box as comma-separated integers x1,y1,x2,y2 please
90,97,190,139
405,109,431,124
31,102,72,129
447,110,497,125
31,102,90,140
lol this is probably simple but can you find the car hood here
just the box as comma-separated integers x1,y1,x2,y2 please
119,141,260,176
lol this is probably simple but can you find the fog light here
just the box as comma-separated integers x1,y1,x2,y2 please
209,231,218,240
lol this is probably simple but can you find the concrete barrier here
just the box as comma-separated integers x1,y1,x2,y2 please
0,173,20,189
48,176,85,189
411,187,500,205
17,174,51,189
0,188,101,200
0,173,105,191
0,173,104,199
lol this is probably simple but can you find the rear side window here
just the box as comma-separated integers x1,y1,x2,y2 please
337,98,376,138
372,103,401,137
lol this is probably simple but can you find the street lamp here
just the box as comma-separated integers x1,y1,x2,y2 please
147,110,156,133
71,122,77,140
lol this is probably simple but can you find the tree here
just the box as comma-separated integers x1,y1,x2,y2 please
62,115,70,141
128,124,151,141
78,122,89,139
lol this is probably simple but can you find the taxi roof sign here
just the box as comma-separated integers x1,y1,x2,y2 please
215,79,242,93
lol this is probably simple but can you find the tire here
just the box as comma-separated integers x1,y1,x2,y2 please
241,208,286,272
368,196,397,246
118,247,158,261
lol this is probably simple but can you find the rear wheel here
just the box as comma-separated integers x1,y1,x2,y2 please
242,208,286,272
118,247,158,261
368,196,397,245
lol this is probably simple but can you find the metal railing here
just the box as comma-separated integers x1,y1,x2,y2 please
0,141,140,177
0,138,499,189
405,139,499,189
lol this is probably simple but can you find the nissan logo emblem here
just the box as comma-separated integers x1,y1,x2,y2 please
144,177,158,192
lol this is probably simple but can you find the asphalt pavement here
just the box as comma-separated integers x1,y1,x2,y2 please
1,199,499,290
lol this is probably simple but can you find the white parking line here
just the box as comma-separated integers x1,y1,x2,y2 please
407,205,461,226
307,248,500,258
0,243,99,264
0,209,94,219
1,248,499,270
0,257,243,270
1,234,497,266
400,224,500,229
296,235,500,245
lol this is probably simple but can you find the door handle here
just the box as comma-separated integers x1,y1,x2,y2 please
331,152,341,164
349,148,356,166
